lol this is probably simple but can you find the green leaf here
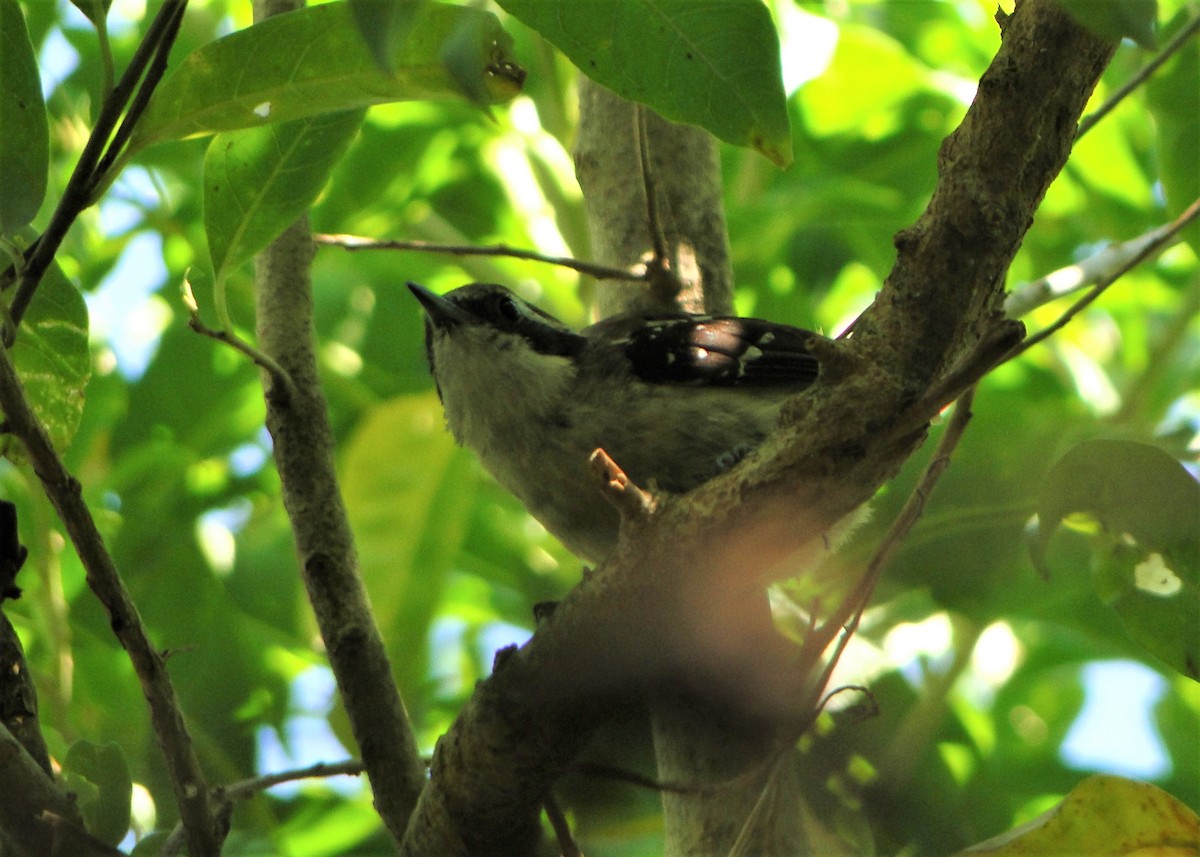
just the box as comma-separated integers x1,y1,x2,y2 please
0,0,49,234
1031,439,1200,680
1092,545,1200,681
1053,0,1158,49
341,393,478,695
68,0,112,27
130,1,521,151
496,0,792,166
1146,8,1200,255
204,109,365,284
62,740,133,847
1,259,90,460
347,0,429,71
440,4,528,107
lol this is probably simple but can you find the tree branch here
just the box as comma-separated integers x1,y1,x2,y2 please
0,339,220,856
253,215,425,841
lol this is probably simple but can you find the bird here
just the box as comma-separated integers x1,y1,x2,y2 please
409,282,821,564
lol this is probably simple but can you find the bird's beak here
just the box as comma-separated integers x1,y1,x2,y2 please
407,282,470,328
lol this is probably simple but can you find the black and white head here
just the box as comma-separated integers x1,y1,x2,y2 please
407,282,584,412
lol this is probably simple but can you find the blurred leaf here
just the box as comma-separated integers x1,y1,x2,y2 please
62,740,132,847
0,0,49,234
439,6,528,106
496,0,792,166
67,0,112,26
797,24,930,138
1054,0,1158,49
341,393,479,695
1031,439,1200,680
131,1,520,150
347,0,427,71
1145,8,1200,254
1092,545,1200,681
1031,440,1198,567
1,260,89,460
205,109,364,283
955,774,1200,855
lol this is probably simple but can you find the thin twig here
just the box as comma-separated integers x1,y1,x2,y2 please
544,794,583,857
159,760,365,857
183,278,297,404
1004,221,1181,317
1076,10,1200,140
313,233,642,282
634,105,687,306
5,0,188,332
795,388,978,694
635,105,670,268
90,1,189,196
1009,195,1200,360
221,759,363,802
92,0,115,98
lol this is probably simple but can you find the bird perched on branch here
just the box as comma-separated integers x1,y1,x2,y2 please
409,282,822,564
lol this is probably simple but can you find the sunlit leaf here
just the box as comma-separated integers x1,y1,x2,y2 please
955,775,1200,855
1,259,89,460
131,1,521,150
204,110,365,283
347,0,428,71
496,0,792,166
0,0,49,234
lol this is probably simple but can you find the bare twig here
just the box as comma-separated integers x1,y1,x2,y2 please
635,106,670,272
795,388,978,695
634,105,688,306
313,233,641,282
1076,9,1200,139
220,759,364,802
1005,221,1182,317
545,794,584,857
161,760,366,857
89,1,189,195
5,0,188,333
589,447,655,519
183,278,296,404
0,346,220,855
1009,195,1200,360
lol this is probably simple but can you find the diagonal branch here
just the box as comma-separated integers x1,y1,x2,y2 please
0,343,220,856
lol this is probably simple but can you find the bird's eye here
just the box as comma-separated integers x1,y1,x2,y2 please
495,296,521,323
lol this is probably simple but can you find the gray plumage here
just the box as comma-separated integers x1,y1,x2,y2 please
410,282,820,564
